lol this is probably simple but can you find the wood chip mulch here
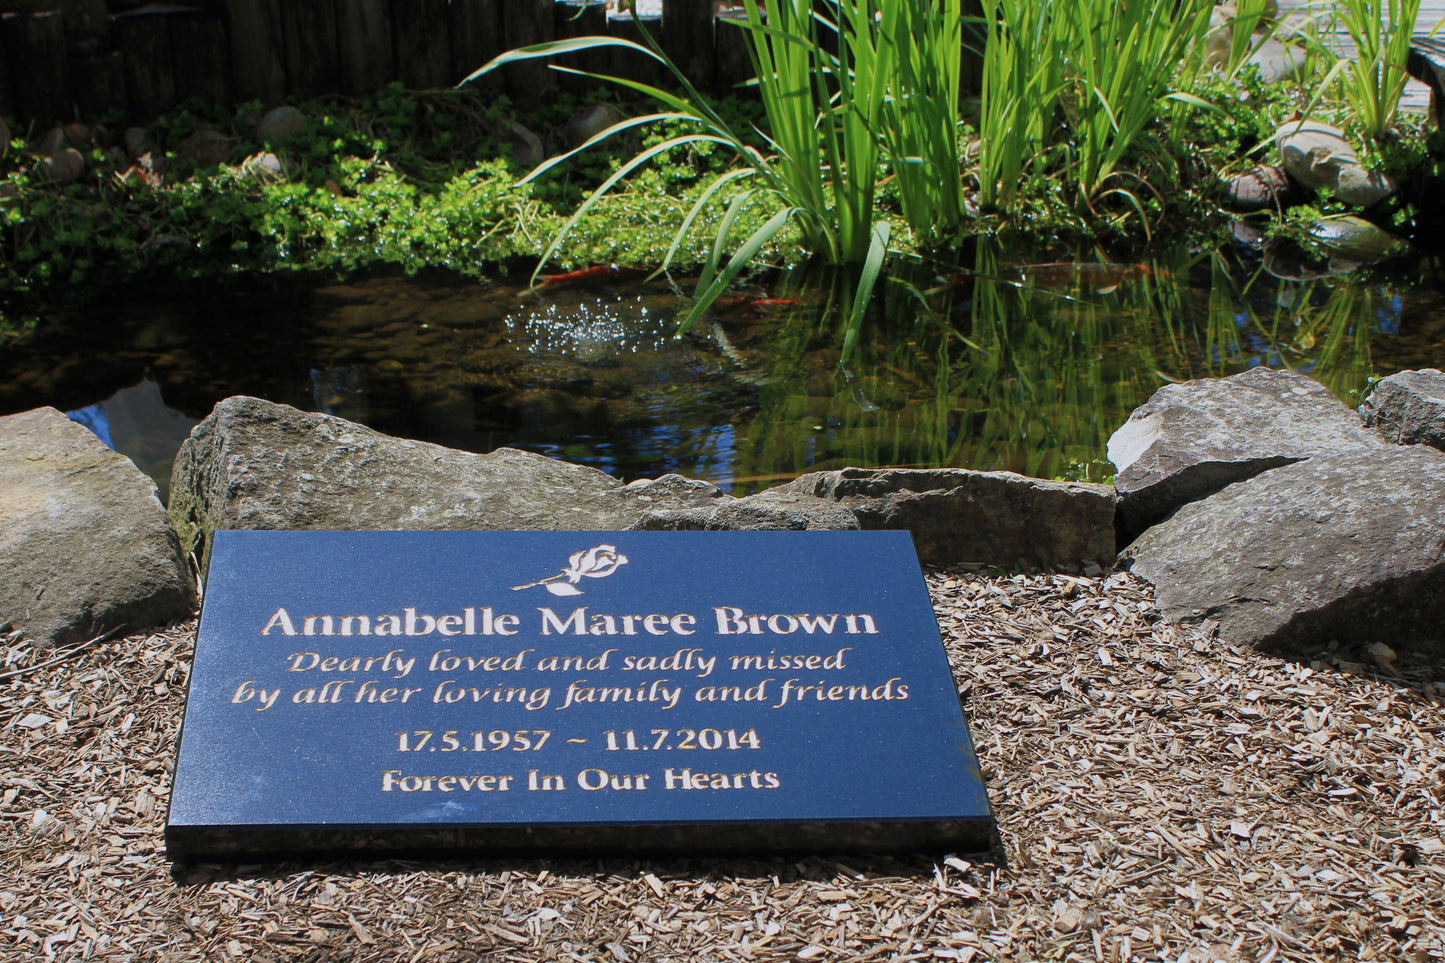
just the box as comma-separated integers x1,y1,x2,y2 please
2,569,1441,962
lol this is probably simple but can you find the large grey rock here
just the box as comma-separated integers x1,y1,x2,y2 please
0,408,197,647
1107,367,1383,536
169,398,827,565
1247,38,1308,84
1123,446,1445,654
777,468,1116,569
631,490,859,531
1359,368,1445,449
1275,121,1397,207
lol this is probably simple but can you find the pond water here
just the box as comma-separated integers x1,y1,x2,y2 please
4,238,1444,502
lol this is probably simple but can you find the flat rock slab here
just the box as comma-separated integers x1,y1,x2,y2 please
1360,368,1445,449
778,468,1116,569
631,490,859,532
1107,367,1382,535
1123,446,1445,655
170,398,859,567
0,407,197,647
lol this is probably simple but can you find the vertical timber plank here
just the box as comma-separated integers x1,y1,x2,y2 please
451,0,500,92
72,50,126,120
114,9,177,120
58,0,108,54
281,0,340,101
662,0,711,91
338,0,393,95
501,0,556,102
2,11,72,125
713,10,752,92
170,10,231,106
0,17,13,120
553,1,607,95
394,0,451,89
226,0,286,105
606,12,663,89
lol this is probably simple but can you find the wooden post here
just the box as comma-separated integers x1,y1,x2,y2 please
72,50,127,120
338,0,393,95
605,12,664,89
713,10,753,93
114,8,178,120
450,0,500,91
58,0,108,54
662,0,712,90
501,0,556,102
1,11,72,125
225,0,286,105
0,18,13,120
393,0,451,89
170,10,231,107
553,1,607,94
281,0,340,100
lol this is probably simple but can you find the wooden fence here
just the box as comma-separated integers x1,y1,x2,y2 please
0,0,789,127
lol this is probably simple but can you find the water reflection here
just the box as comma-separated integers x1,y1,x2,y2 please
6,240,1443,496
64,374,201,501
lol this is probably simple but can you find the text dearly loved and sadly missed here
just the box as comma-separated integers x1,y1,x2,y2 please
166,531,994,863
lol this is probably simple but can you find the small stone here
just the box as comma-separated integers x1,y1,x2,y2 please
177,128,235,167
33,127,65,157
239,151,292,183
1275,121,1396,207
563,103,627,149
63,122,91,149
1225,166,1294,211
123,126,153,161
255,105,306,144
505,121,544,169
1359,368,1445,449
38,148,85,186
1247,38,1308,84
1306,215,1406,265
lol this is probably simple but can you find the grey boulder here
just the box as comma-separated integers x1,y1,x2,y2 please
1,408,197,647
1359,368,1445,449
631,490,859,531
1275,121,1397,207
1107,366,1382,535
777,467,1116,569
1123,446,1445,655
168,398,848,566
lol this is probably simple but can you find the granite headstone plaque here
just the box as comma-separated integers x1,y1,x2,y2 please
166,530,994,863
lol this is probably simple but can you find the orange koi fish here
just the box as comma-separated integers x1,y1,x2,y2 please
530,265,640,292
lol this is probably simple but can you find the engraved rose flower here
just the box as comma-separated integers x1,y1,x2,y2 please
511,544,629,596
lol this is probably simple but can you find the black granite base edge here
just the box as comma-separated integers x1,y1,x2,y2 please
166,817,997,866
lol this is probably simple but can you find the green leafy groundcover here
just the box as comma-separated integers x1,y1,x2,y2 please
0,85,790,337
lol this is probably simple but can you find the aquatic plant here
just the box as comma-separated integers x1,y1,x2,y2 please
463,0,987,355
1327,0,1427,140
974,0,1214,216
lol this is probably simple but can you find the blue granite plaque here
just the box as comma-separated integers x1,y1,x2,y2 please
166,531,994,863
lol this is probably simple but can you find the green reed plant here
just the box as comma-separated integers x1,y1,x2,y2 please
976,0,1213,214
1331,0,1426,140
1217,0,1275,77
973,0,1065,211
1063,0,1213,206
463,0,976,357
875,0,969,243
